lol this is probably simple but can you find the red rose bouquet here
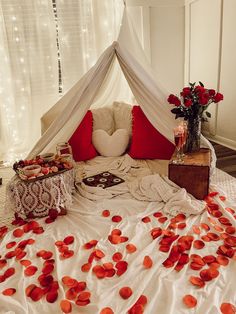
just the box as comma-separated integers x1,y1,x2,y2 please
167,82,223,152
167,81,223,120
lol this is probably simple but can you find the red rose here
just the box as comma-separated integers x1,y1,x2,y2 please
199,94,209,105
167,94,181,106
195,85,206,94
213,92,223,103
208,89,216,96
184,99,192,107
181,87,191,97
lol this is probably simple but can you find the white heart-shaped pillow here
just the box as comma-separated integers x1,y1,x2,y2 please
92,129,129,157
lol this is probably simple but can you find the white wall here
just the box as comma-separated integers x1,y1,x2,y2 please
127,0,185,94
185,0,236,150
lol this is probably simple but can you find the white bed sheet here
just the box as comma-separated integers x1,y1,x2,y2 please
0,157,235,314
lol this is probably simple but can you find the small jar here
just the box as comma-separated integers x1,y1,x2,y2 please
56,142,72,156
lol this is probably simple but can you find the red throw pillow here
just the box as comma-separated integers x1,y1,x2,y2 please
68,110,97,161
128,106,175,159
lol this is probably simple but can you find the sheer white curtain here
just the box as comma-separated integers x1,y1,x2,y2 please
0,0,124,164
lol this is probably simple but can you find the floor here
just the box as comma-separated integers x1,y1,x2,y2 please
211,141,236,178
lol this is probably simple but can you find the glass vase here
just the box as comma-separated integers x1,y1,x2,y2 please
185,116,201,152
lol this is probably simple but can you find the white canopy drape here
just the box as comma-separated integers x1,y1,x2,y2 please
29,9,216,169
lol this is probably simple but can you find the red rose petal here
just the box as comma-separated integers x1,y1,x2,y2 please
207,232,220,241
60,299,72,313
77,291,91,301
193,225,201,234
142,216,151,223
76,299,90,306
62,276,77,287
24,266,38,277
46,290,58,303
159,245,170,253
216,255,229,266
112,252,123,262
13,228,24,238
111,229,122,236
193,240,205,249
220,303,236,314
4,267,15,278
25,284,36,297
2,288,16,296
94,249,105,259
42,251,53,260
29,286,44,301
0,259,7,269
162,258,174,268
55,240,64,247
190,262,204,271
116,261,128,276
158,217,168,224
100,308,114,314
20,259,32,267
143,256,153,269
189,276,205,288
42,263,54,275
183,294,197,308
112,215,122,223
219,217,231,226
66,287,78,300
119,287,133,299
81,263,92,272
126,244,137,253
6,241,16,249
63,236,74,245
177,222,186,229
203,255,216,264
102,210,110,217
225,227,236,235
33,227,44,234
153,212,162,218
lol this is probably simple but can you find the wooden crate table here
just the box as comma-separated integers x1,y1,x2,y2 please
168,148,210,200
5,169,75,219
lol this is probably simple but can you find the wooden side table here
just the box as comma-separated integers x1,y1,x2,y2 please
168,148,210,200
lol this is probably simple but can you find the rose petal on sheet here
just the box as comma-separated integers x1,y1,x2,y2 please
212,210,223,218
209,262,220,269
77,281,86,292
45,217,55,224
207,232,220,241
220,303,236,314
162,258,174,268
225,227,236,235
219,195,226,201
189,276,205,288
2,288,16,296
214,225,224,232
201,235,211,242
178,253,189,265
55,241,64,247
208,192,219,197
190,255,205,265
119,287,133,299
203,255,216,265
48,208,59,220
100,307,114,314
177,223,186,230
4,267,15,279
24,265,38,277
13,228,24,238
66,288,78,300
218,217,232,226
81,263,92,272
192,225,201,234
36,250,47,258
224,236,236,247
153,212,163,218
112,216,122,223
112,252,123,262
143,256,153,269
92,265,106,279
190,262,204,271
0,259,7,269
102,210,110,217
33,227,44,234
183,294,197,308
25,284,36,297
150,227,162,240
4,251,15,259
43,259,55,266
103,263,114,270
200,223,210,231
126,244,137,253
120,236,129,243
77,291,91,301
200,269,213,281
76,299,90,306
142,216,151,223
193,240,205,249
42,263,54,275
60,299,72,313
94,249,105,259
46,290,58,303
225,207,235,214
162,230,175,237
38,274,54,287
159,245,170,253
0,275,5,283
216,255,229,266
62,276,76,287
6,241,16,249
174,213,186,222
15,250,27,260
20,259,31,267
115,261,128,276
63,236,74,245
158,217,168,224
105,269,116,278
29,286,44,301
109,235,121,245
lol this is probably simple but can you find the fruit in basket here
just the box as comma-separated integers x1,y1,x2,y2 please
41,167,50,175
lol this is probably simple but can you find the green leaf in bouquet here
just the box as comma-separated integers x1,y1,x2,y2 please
199,81,204,87
205,111,211,118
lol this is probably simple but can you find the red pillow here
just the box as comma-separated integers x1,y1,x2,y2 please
128,106,175,159
68,110,97,161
